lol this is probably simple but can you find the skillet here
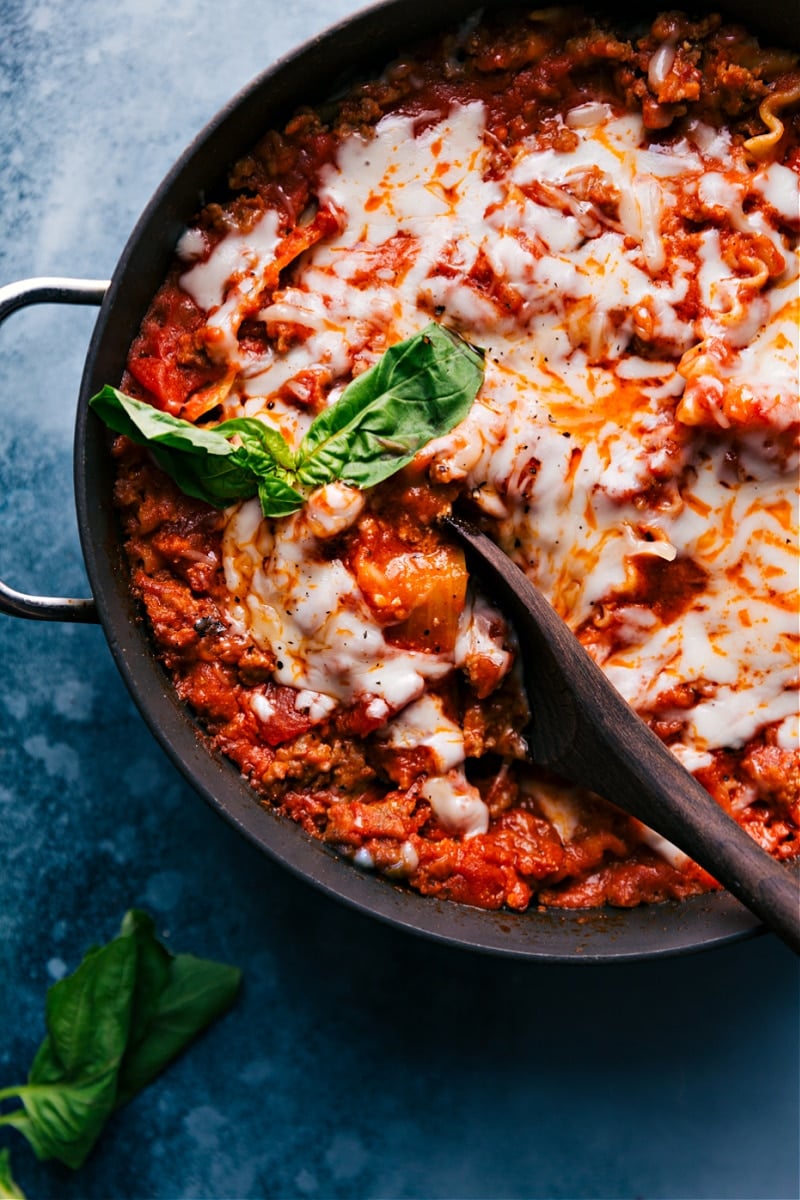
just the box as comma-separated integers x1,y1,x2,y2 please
1,0,797,960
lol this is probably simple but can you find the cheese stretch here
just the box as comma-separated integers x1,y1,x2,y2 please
178,98,799,841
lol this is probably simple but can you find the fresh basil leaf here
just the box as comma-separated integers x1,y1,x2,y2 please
90,386,260,509
89,387,298,511
257,474,306,519
118,911,172,1052
220,424,305,516
113,912,241,1109
295,322,484,489
90,321,484,519
149,443,258,507
115,952,242,1109
216,416,296,471
0,1149,26,1199
90,386,234,456
1,1071,121,1171
39,938,137,1079
0,934,138,1168
0,910,241,1171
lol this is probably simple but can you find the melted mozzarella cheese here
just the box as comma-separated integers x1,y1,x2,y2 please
454,590,513,684
421,769,489,839
223,502,452,711
752,162,800,222
190,99,798,832
599,444,798,750
223,500,509,718
381,694,465,773
181,209,282,362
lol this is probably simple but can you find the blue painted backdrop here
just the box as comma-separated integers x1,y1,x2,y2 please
0,2,797,1197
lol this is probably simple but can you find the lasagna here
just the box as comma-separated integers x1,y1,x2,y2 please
107,7,800,910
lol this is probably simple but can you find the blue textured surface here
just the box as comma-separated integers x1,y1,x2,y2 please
0,2,798,1198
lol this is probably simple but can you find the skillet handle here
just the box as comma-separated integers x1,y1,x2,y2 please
0,276,110,623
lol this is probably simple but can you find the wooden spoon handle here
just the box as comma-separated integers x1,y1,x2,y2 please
446,514,800,954
554,669,800,955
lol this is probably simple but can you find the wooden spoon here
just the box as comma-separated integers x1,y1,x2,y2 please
444,512,800,955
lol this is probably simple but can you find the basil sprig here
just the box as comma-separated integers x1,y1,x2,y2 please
0,911,241,1170
90,322,484,518
0,1150,25,1199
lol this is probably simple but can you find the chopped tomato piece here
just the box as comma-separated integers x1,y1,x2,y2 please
127,278,225,414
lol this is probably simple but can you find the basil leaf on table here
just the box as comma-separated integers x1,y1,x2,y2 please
0,911,241,1170
0,934,137,1168
116,910,173,1062
0,1148,27,1199
114,912,241,1108
89,321,484,518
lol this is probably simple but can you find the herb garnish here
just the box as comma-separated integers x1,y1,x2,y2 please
0,911,241,1170
90,322,485,518
0,1150,25,1199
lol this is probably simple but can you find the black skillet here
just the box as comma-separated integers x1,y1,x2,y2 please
1,0,797,960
